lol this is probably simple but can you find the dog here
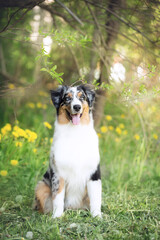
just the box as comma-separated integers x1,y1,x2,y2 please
33,85,102,218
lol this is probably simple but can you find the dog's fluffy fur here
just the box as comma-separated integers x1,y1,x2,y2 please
33,85,102,218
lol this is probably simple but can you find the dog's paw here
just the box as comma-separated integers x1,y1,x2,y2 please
52,209,64,218
91,210,102,218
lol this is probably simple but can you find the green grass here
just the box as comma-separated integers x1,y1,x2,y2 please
0,92,160,239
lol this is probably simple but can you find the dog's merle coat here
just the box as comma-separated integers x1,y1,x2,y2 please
34,85,102,218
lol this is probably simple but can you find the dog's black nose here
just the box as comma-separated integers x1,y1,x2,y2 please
73,104,81,112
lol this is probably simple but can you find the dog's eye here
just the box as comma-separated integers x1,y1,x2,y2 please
79,94,85,101
65,97,71,102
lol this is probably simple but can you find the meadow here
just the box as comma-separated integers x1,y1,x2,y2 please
0,89,160,240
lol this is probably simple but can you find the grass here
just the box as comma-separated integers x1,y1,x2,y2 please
0,90,160,240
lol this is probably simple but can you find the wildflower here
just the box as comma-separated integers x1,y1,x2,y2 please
97,133,102,138
33,148,37,153
43,122,52,129
123,130,128,135
10,160,18,166
26,129,37,142
27,102,35,109
37,102,43,108
100,126,108,133
43,161,46,165
120,114,125,119
105,115,112,121
1,123,12,136
0,170,8,176
26,231,33,239
15,141,23,147
153,134,158,140
115,137,121,142
108,126,114,131
8,83,15,89
13,126,28,139
50,138,53,144
134,134,140,141
12,131,19,138
42,104,47,109
115,127,122,135
38,91,48,97
151,106,156,112
119,123,125,129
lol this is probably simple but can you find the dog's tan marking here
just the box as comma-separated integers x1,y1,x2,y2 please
67,92,73,98
58,105,70,124
80,101,90,125
35,181,51,213
77,92,82,98
58,177,65,193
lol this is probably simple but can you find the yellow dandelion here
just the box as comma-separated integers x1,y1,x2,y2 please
43,161,46,165
43,122,52,129
97,133,102,138
105,115,112,121
134,134,140,141
26,130,37,142
120,114,125,119
153,134,158,140
123,130,128,135
38,91,48,97
108,126,114,131
50,138,53,144
0,170,8,177
8,83,15,89
151,106,156,112
15,141,23,147
119,123,125,129
115,127,122,135
1,123,12,136
42,104,47,110
33,148,37,153
12,131,19,138
27,102,35,109
115,137,121,142
100,126,108,133
37,102,43,108
10,160,18,166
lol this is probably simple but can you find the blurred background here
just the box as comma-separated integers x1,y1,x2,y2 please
0,1,160,239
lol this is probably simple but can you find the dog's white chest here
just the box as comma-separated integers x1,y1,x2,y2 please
51,121,100,209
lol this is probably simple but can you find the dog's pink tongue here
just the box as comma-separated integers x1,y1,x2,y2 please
72,114,81,125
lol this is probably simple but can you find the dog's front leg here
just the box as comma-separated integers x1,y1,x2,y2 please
52,177,65,218
87,165,102,217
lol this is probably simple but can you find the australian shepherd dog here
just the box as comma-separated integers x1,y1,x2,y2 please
33,85,102,218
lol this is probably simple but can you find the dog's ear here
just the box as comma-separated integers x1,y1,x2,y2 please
50,86,67,110
79,85,95,108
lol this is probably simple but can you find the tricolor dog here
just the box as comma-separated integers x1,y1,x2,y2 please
34,85,102,218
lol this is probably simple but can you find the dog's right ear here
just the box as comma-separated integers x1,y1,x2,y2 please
50,86,67,110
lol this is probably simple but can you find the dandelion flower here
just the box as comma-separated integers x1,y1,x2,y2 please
15,141,23,147
1,123,12,136
43,122,52,129
42,104,47,109
97,133,102,138
153,134,158,140
120,114,125,119
115,127,122,135
134,134,140,141
108,126,114,131
10,160,18,166
8,83,15,89
27,102,35,109
100,126,108,133
33,148,37,153
119,123,125,129
105,115,112,121
115,138,121,142
43,161,46,165
0,170,8,176
37,102,43,108
123,130,128,135
50,138,53,144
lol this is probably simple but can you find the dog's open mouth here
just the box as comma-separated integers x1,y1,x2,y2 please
66,110,82,125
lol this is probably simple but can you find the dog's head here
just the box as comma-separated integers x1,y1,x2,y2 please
50,85,95,125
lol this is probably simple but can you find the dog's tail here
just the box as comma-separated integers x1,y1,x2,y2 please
33,181,53,214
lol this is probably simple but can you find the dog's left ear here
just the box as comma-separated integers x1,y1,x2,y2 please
50,86,68,110
79,85,95,108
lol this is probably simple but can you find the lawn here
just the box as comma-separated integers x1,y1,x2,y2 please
0,91,160,240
